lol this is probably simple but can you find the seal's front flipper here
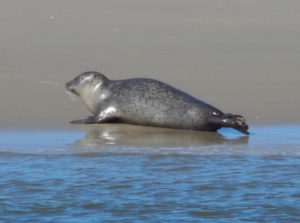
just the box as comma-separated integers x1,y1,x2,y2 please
96,106,120,123
70,113,121,125
70,116,98,124
209,113,249,135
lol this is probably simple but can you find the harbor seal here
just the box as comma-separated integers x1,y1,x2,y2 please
66,71,249,135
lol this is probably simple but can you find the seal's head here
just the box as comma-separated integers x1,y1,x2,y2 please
66,71,107,96
66,71,108,114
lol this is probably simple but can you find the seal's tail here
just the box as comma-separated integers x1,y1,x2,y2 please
210,113,249,135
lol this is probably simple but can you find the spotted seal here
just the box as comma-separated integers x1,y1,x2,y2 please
66,71,249,134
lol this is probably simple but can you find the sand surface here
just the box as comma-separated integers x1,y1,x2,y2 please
0,0,299,127
2,124,300,155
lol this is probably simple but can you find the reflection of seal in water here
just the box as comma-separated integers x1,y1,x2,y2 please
77,124,249,147
66,71,249,135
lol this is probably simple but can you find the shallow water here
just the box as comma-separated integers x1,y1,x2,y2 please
0,125,299,222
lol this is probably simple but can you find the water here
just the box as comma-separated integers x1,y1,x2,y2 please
0,125,300,222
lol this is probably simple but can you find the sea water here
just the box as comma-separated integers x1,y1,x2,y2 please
0,125,299,222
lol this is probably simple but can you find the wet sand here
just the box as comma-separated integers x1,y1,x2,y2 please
1,124,299,156
0,0,300,127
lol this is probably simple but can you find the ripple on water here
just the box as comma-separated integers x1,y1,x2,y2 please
0,126,300,222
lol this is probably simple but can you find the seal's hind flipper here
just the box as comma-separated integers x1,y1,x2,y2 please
221,114,249,135
209,113,249,135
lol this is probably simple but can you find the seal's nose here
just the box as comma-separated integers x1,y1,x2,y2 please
66,81,72,90
65,81,75,93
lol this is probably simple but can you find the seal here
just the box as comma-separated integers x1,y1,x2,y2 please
66,71,249,134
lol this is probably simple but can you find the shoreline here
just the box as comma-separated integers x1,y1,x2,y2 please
0,124,299,156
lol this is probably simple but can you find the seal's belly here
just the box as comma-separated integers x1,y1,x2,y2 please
120,102,209,129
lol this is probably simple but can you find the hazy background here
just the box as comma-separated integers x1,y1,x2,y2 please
0,0,299,127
